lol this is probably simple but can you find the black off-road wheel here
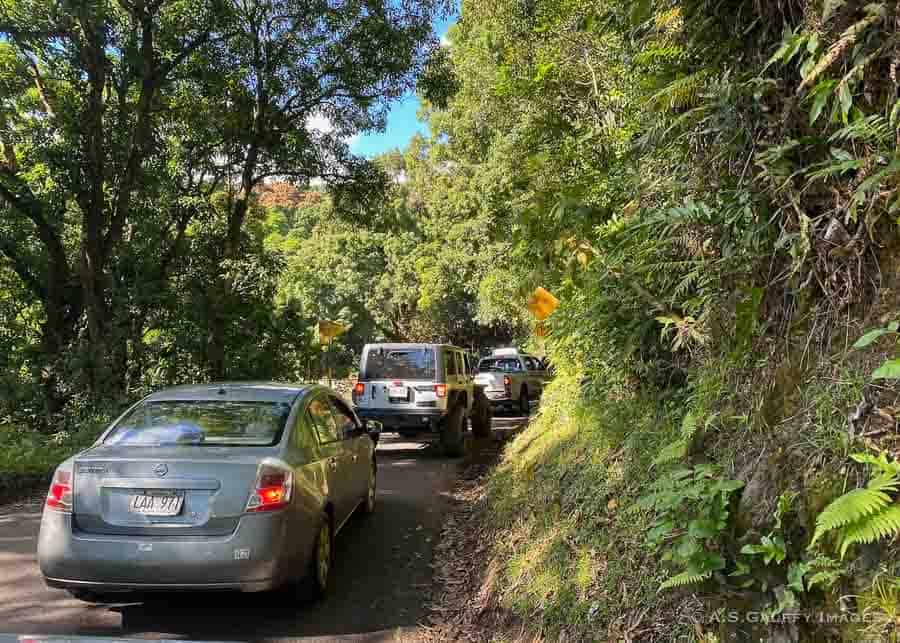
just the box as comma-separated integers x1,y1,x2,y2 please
518,386,530,417
471,388,493,439
440,404,466,457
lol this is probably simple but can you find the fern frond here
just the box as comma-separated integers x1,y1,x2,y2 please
681,411,698,440
651,72,708,112
829,114,893,144
839,505,900,558
851,452,900,476
835,35,900,96
653,439,687,465
811,480,897,546
798,13,882,93
673,267,703,299
659,570,711,590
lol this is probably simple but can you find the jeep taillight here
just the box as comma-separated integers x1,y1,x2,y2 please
353,382,365,399
246,462,293,513
46,465,73,512
503,375,511,396
434,384,447,397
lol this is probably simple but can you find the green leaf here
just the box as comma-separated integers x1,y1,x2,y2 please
872,359,900,379
853,327,892,349
890,99,900,128
688,518,718,539
787,561,808,593
838,83,852,122
730,560,751,577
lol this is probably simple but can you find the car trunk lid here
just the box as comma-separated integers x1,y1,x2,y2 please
474,372,506,391
72,445,270,537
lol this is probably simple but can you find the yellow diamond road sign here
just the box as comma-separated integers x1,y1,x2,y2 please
318,320,349,344
527,287,559,321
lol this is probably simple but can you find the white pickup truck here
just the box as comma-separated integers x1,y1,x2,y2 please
473,348,549,416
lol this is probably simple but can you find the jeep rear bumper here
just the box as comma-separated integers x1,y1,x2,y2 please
356,407,445,429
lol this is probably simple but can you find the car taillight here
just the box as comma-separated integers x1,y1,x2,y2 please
434,384,447,397
503,375,511,395
246,462,293,513
353,382,365,398
46,466,73,512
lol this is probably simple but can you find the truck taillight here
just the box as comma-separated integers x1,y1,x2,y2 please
503,375,511,395
434,384,447,397
46,466,73,512
246,462,293,513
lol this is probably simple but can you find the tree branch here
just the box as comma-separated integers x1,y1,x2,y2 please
27,56,56,117
0,237,47,301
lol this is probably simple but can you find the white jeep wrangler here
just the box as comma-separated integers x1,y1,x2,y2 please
352,343,492,455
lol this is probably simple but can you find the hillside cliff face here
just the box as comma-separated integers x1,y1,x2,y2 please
425,0,900,640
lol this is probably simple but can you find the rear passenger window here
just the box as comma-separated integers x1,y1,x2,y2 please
308,397,339,443
292,414,319,455
328,398,358,439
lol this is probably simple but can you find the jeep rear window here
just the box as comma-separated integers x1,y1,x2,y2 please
478,358,523,372
363,347,436,380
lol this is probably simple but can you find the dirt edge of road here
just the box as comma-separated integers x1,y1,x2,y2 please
420,430,539,643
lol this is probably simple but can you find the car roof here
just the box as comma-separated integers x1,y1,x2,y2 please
144,382,311,404
363,343,464,351
482,353,531,360
491,347,523,356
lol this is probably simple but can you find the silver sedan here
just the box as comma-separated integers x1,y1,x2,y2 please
38,382,379,602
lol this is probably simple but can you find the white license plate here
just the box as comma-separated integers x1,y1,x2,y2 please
388,385,408,398
129,493,184,516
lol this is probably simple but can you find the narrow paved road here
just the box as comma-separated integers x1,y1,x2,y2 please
0,416,526,641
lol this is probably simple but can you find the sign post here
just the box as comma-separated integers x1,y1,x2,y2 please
317,320,350,387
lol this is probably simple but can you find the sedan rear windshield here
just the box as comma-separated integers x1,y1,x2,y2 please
104,401,292,447
363,347,436,380
478,358,523,372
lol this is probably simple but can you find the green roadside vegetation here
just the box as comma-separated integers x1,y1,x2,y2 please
428,0,900,639
5,0,900,639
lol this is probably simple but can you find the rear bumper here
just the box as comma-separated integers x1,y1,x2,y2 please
42,576,278,593
38,509,296,593
356,407,445,429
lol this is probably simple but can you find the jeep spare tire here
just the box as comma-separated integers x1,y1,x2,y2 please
440,404,466,457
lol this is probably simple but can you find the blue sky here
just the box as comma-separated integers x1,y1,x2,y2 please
349,14,456,158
